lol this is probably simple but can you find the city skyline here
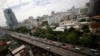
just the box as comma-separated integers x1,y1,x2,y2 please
0,0,89,26
0,0,100,56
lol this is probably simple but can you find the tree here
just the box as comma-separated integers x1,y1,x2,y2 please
0,46,9,56
68,27,75,32
41,21,48,26
45,23,52,35
57,33,67,43
67,31,79,44
80,33,93,47
14,27,30,33
82,25,90,33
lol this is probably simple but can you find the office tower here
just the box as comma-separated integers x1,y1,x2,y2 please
4,8,18,29
89,0,100,16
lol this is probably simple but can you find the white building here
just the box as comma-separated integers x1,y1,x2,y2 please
37,15,48,25
67,6,79,20
24,16,38,29
53,27,65,32
59,20,80,29
59,20,90,30
66,6,89,21
77,7,89,20
47,11,68,25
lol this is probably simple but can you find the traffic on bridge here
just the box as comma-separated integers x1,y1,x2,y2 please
7,31,97,56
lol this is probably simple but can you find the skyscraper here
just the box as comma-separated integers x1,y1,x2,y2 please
4,8,18,29
89,0,100,16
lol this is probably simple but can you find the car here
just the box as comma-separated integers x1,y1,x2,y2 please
55,44,61,47
74,47,81,50
90,49,98,52
94,52,100,56
51,42,55,45
80,47,84,50
44,38,47,41
46,47,50,50
51,42,57,45
62,43,66,46
72,45,75,48
66,45,71,49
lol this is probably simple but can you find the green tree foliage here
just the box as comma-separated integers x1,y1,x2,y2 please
13,23,99,48
31,27,98,48
67,31,79,44
41,21,48,26
80,33,93,47
82,25,90,33
0,46,9,55
46,25,52,33
89,18,100,22
14,27,30,34
68,27,75,32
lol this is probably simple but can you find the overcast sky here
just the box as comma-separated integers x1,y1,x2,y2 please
0,0,89,26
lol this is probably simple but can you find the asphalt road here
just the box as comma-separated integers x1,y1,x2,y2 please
9,32,87,56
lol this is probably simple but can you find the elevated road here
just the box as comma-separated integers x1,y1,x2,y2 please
8,32,88,56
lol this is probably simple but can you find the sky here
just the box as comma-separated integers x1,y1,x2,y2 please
0,0,89,26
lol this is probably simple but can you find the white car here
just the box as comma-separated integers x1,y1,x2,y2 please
90,49,97,52
46,47,50,50
75,47,81,50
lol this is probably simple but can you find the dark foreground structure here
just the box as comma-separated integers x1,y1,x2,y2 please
89,0,100,17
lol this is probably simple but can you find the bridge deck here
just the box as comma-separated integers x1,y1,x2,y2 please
9,32,88,56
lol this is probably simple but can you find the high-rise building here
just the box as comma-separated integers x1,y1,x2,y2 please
80,7,89,15
4,8,18,29
89,0,100,16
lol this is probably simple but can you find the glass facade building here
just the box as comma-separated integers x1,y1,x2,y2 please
4,8,18,29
